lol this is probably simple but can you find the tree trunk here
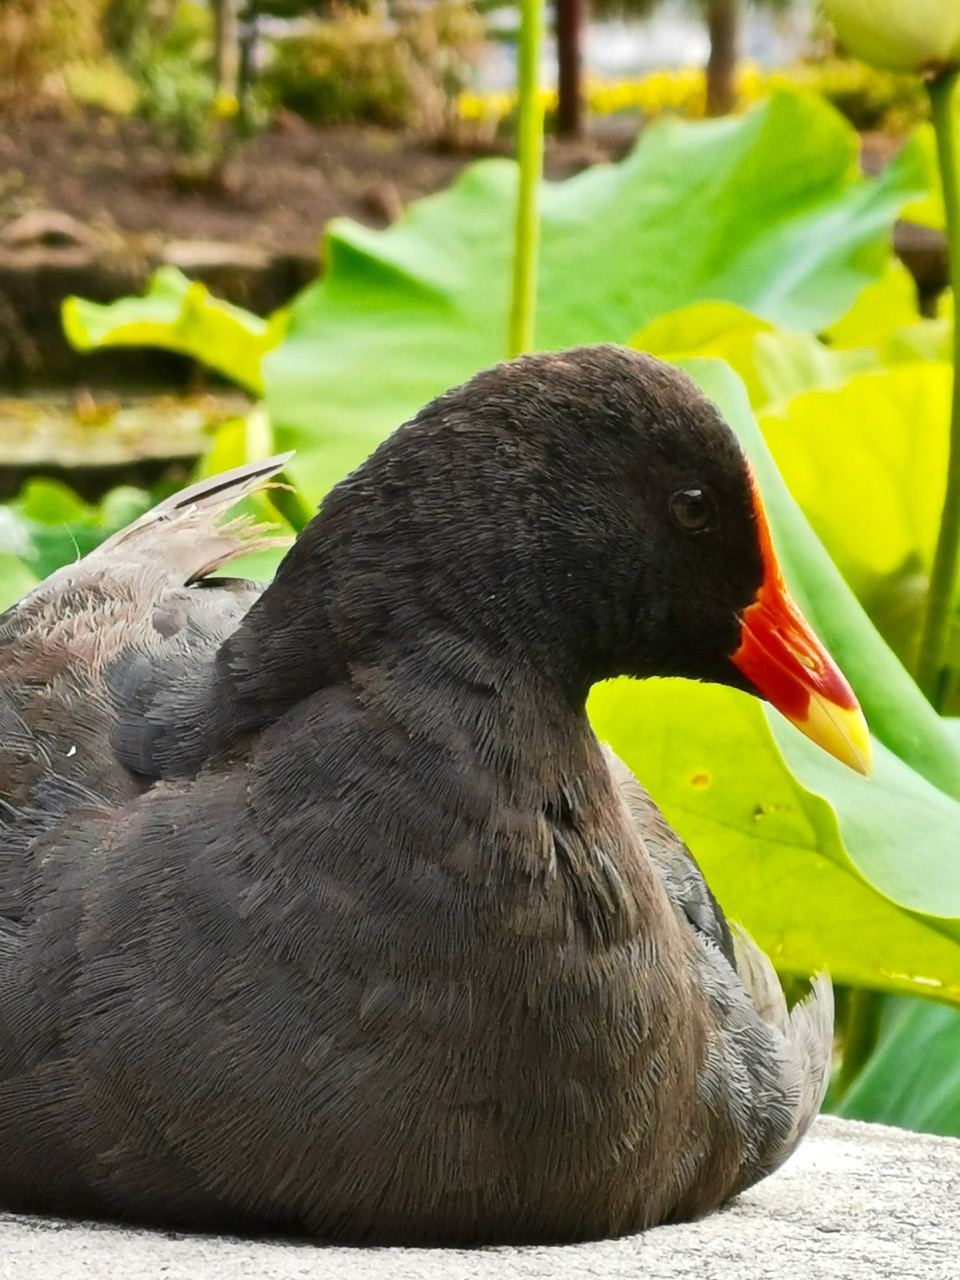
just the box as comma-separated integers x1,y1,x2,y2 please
236,3,261,133
704,0,739,117
213,0,239,100
556,0,586,138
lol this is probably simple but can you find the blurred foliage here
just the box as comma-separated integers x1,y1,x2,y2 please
590,0,791,15
63,55,141,114
460,57,927,134
0,0,107,109
124,0,221,156
2,0,921,143
82,0,270,161
0,0,926,145
260,0,485,137
262,4,411,128
101,0,177,60
835,995,960,1135
0,480,149,598
806,55,927,131
33,86,960,1137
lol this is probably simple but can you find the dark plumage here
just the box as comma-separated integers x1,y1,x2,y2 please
0,346,839,1245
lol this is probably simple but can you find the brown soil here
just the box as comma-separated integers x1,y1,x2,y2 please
0,105,625,256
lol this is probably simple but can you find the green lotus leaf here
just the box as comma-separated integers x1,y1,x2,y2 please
63,266,286,395
264,91,925,498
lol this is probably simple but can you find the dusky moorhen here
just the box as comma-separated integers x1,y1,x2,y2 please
0,346,868,1245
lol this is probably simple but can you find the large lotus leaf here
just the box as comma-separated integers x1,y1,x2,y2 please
880,286,953,365
63,266,286,395
883,317,952,364
768,718,960,920
589,679,960,997
836,997,960,1136
821,258,924,348
630,303,776,407
632,304,876,409
758,363,950,599
590,360,960,996
631,262,942,414
264,91,925,499
750,331,878,407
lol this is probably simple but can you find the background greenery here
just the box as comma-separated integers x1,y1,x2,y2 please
0,0,933,147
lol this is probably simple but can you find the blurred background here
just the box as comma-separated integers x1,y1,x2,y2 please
0,0,932,404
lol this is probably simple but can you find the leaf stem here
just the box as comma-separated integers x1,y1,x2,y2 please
508,0,546,358
917,68,960,704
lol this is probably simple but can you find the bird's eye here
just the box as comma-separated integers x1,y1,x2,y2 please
670,487,717,533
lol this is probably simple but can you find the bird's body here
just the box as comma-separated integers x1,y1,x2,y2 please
0,348,844,1244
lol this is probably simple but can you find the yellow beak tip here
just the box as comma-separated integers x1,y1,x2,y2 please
790,696,872,778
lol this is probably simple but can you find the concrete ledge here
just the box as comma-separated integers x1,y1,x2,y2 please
1,1117,957,1279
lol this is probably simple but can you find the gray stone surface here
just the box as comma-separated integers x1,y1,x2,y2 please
0,1116,956,1280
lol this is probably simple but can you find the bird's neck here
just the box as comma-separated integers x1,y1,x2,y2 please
214,510,598,738
217,526,656,950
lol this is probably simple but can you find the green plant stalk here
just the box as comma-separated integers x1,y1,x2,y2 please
507,0,546,357
835,986,884,1100
917,67,960,704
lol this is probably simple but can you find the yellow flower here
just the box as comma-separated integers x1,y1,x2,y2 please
212,91,239,121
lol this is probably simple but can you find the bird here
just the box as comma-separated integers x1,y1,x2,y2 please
0,345,868,1246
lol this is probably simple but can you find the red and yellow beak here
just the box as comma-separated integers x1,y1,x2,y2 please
730,475,872,777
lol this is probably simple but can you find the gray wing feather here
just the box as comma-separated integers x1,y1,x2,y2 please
0,454,292,899
604,744,833,1187
603,745,735,963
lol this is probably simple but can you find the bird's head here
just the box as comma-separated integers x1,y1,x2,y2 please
290,345,870,775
